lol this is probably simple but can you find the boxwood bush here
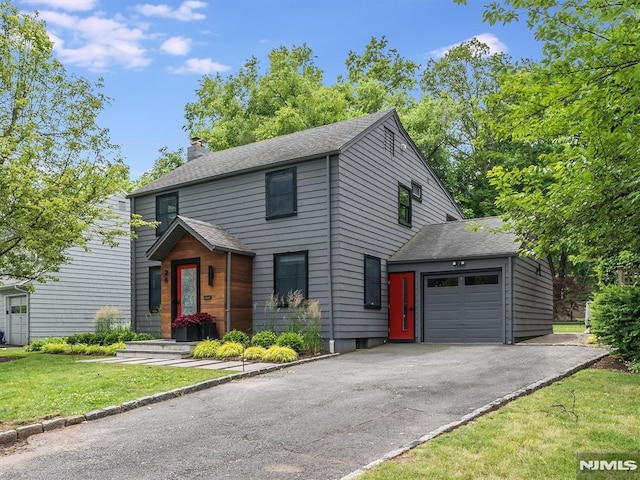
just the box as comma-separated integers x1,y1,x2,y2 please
590,284,640,361
222,329,250,346
251,330,277,349
276,332,304,353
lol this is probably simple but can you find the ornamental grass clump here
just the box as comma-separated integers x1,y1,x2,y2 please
192,340,221,358
263,345,298,363
243,346,266,360
216,342,244,358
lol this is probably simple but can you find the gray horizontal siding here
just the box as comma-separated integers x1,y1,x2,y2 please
331,115,462,338
513,256,553,339
133,159,330,335
27,196,131,340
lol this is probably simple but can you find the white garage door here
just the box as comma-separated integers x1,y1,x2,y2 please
424,271,503,342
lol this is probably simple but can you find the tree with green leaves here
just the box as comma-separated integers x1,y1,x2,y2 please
456,0,640,260
134,147,185,189
419,38,545,218
184,44,351,151
343,35,420,113
0,2,135,283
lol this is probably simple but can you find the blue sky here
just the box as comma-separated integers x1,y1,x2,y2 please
16,0,541,179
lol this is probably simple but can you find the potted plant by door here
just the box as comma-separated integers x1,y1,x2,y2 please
172,312,217,342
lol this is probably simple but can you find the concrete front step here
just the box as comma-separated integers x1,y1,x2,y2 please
117,340,198,359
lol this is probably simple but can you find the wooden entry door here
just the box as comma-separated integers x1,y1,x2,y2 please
175,263,198,318
388,272,415,340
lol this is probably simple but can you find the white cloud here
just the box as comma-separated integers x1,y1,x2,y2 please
430,33,508,58
20,0,97,11
168,57,231,74
40,10,150,70
135,1,206,21
160,36,191,55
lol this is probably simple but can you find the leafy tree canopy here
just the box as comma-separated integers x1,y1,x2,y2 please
134,147,185,189
456,0,640,259
0,2,137,283
184,35,524,219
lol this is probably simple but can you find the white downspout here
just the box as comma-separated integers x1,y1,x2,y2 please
326,154,335,353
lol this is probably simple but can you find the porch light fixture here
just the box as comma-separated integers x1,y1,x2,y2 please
163,269,168,283
208,265,214,286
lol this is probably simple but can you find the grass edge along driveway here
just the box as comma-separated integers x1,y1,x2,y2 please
0,350,232,428
359,366,640,480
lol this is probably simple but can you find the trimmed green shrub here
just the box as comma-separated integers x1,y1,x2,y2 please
84,344,104,355
590,284,640,361
67,343,88,354
105,342,126,355
216,341,244,358
243,346,266,360
222,329,250,346
276,332,304,353
42,342,67,354
24,337,65,352
263,345,298,363
251,330,277,349
133,332,158,341
192,340,221,358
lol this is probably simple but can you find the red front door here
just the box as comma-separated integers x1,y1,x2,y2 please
389,272,415,340
176,263,198,318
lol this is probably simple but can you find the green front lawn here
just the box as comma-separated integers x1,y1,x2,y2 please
553,323,587,333
361,368,640,480
0,349,231,429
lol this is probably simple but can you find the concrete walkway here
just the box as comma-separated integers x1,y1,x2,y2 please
80,356,278,372
0,343,606,480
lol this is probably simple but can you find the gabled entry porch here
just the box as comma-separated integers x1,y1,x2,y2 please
146,216,255,341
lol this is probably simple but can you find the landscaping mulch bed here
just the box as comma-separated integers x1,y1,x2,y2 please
589,355,631,373
0,356,24,363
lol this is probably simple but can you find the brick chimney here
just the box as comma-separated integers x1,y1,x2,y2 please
187,137,208,161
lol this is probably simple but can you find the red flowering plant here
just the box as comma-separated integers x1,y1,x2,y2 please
172,312,215,328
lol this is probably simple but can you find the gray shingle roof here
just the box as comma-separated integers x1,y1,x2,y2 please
389,217,520,263
147,216,254,260
131,109,395,197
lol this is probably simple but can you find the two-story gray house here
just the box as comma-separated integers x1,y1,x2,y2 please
130,109,552,352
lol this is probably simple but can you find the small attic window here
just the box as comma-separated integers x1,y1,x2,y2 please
384,127,395,156
411,181,422,202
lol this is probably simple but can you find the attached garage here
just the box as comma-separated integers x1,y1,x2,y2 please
388,217,553,344
424,271,503,342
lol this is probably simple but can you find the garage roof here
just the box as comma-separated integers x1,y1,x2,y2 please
389,217,520,263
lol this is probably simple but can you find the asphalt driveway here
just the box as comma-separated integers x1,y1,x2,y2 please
0,343,605,480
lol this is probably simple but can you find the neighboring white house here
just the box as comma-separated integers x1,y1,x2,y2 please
0,195,131,345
